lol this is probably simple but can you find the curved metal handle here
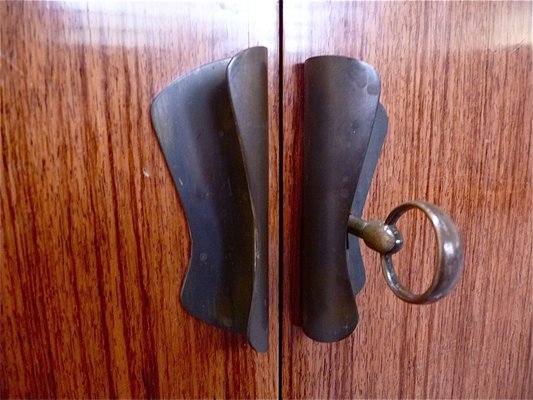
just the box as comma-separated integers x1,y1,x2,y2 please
301,56,383,342
151,47,269,352
349,201,464,304
300,54,464,343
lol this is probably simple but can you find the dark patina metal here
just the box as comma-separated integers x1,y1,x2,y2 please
301,56,384,342
301,55,464,344
151,47,268,352
347,103,389,295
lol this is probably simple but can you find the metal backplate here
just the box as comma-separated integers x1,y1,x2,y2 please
301,55,384,342
347,103,388,295
151,47,268,352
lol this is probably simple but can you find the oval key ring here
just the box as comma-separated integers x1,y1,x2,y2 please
381,201,464,304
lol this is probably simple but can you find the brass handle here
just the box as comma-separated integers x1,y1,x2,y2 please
301,54,464,343
151,47,269,352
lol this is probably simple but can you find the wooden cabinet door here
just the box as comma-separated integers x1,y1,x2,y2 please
1,2,279,398
282,1,533,399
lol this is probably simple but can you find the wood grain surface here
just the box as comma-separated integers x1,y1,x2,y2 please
282,1,533,399
0,1,279,398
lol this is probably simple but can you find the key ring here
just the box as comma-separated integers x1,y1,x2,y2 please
381,201,464,304
348,200,464,304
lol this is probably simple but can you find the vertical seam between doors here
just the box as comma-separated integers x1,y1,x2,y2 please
278,0,284,399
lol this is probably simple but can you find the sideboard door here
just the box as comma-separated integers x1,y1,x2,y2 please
0,2,279,398
282,1,533,398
